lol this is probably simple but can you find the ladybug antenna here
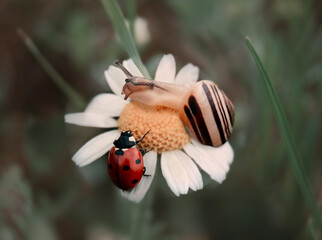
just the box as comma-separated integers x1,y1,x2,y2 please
114,60,133,79
136,130,151,145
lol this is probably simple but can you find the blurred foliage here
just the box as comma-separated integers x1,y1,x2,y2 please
246,36,321,233
1,0,321,239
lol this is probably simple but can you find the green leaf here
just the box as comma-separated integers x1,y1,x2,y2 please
101,0,151,78
245,37,322,234
17,28,86,109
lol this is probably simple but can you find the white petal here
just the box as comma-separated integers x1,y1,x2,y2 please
134,17,150,45
172,150,203,191
72,130,120,167
221,142,234,165
65,113,118,128
105,66,126,96
121,151,157,203
85,93,128,117
122,59,144,77
161,151,189,196
174,63,199,85
155,54,176,82
192,139,233,172
183,140,228,183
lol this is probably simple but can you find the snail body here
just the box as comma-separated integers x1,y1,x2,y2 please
115,60,234,147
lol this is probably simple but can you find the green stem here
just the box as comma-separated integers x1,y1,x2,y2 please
245,37,322,234
17,28,86,109
127,0,136,39
129,176,156,240
101,0,150,78
309,218,319,240
100,1,154,238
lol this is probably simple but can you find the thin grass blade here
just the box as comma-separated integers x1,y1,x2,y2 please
17,28,86,109
245,37,322,234
101,0,150,78
127,0,136,38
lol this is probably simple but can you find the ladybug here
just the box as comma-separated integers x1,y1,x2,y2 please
107,130,150,191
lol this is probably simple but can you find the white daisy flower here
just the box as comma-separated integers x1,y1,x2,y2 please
119,17,150,46
65,54,234,203
129,17,150,46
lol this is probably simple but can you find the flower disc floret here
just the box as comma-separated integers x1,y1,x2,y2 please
118,100,190,154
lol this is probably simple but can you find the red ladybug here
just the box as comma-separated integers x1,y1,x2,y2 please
107,130,150,191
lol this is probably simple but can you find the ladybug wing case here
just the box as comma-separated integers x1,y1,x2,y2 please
108,147,144,191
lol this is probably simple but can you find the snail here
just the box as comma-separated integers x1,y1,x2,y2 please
114,60,234,147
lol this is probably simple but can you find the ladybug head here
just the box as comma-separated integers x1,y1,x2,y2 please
113,130,136,149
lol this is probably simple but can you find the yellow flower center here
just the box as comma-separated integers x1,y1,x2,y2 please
118,100,190,154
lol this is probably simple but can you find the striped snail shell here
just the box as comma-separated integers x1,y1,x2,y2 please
179,80,234,147
114,60,234,147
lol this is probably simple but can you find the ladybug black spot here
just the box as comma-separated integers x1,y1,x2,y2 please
115,149,124,155
123,166,130,171
131,179,138,184
108,164,113,170
135,159,141,164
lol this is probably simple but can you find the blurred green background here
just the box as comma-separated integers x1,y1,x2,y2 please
1,0,321,239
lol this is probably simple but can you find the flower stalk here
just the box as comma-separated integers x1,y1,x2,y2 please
17,28,86,109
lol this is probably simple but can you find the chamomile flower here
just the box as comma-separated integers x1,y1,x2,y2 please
129,17,151,46
65,54,234,203
117,17,150,46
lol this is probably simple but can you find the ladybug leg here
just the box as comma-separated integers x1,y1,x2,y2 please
143,167,151,177
139,149,150,156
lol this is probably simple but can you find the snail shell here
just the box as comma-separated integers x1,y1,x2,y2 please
179,80,234,147
114,61,234,147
